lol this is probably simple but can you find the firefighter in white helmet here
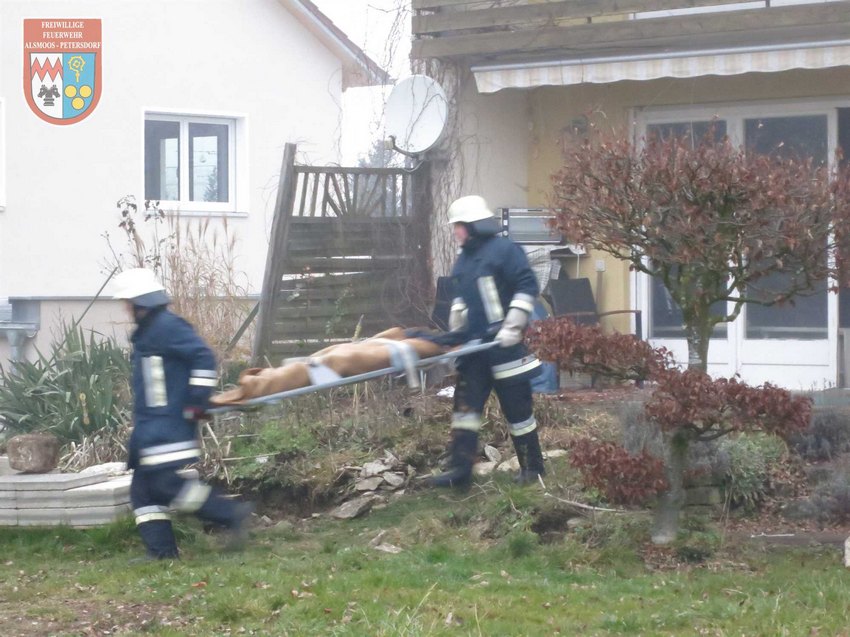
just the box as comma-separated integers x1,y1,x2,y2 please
113,268,253,560
429,196,546,488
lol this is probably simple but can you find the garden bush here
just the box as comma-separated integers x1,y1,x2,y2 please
783,467,850,526
788,407,850,461
568,437,667,506
0,322,130,444
718,432,787,510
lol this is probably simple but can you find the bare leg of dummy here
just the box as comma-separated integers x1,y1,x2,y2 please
211,328,445,405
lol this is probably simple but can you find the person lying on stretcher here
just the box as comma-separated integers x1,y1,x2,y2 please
210,327,458,406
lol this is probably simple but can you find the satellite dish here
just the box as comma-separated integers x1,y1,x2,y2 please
384,75,448,156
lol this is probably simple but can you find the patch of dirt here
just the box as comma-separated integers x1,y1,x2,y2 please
0,599,195,637
721,508,850,547
544,384,651,406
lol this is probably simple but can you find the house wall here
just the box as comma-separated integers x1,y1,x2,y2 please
432,74,530,277
523,66,850,336
0,299,130,365
0,0,349,364
0,0,344,297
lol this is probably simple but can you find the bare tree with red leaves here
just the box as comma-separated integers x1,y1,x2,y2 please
550,134,850,371
528,317,811,544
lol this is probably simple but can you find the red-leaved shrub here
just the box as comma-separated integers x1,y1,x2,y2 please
526,317,673,382
646,368,812,441
569,438,668,506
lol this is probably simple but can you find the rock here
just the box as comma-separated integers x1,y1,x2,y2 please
7,433,61,473
275,519,295,533
543,449,568,460
484,445,502,464
472,461,496,477
373,543,403,554
331,495,377,520
805,465,835,486
361,461,392,478
497,456,521,472
79,462,128,476
685,486,722,507
369,530,388,546
567,517,587,531
382,472,406,488
683,468,720,488
259,515,274,527
0,456,20,476
437,386,454,399
355,477,384,491
780,498,821,521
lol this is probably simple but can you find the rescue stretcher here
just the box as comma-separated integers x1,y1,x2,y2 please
207,339,498,414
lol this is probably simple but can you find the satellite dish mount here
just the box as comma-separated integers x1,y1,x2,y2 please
384,75,448,162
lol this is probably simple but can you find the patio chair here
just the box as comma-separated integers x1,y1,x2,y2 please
544,277,644,389
545,277,642,338
431,276,454,331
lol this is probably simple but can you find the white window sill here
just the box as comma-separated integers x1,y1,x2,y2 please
164,209,248,219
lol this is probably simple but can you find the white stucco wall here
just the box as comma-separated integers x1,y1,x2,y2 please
0,298,130,362
456,78,529,211
431,74,530,276
0,0,346,301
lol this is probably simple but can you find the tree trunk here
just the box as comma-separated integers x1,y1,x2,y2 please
685,322,712,372
651,427,690,545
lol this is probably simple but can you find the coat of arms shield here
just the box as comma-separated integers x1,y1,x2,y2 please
24,19,102,125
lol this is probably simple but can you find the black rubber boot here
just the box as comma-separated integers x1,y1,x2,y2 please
428,429,479,489
135,519,179,560
196,494,255,551
512,430,546,485
223,501,255,552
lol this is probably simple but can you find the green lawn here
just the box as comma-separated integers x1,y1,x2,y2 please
2,486,849,636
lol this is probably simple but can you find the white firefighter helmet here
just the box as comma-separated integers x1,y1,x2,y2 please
112,268,170,307
447,195,494,225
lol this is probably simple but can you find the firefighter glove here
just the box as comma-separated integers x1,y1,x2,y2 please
494,307,529,348
448,298,468,332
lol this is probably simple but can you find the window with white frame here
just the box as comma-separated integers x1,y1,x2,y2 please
0,98,5,212
144,114,235,213
639,100,849,341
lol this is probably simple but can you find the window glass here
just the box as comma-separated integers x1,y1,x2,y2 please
144,116,233,208
189,123,228,203
745,269,828,339
745,115,828,165
744,114,829,339
649,267,728,338
644,121,728,338
144,120,179,201
646,120,727,146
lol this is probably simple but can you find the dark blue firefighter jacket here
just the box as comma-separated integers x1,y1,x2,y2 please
450,226,542,382
128,307,218,470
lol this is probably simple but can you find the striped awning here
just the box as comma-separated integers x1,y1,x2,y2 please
472,42,850,94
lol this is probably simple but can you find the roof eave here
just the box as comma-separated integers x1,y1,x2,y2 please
279,0,391,88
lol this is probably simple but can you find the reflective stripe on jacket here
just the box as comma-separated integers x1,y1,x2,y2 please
128,307,217,469
451,234,540,339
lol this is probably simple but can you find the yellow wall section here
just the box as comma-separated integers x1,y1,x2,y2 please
524,67,850,334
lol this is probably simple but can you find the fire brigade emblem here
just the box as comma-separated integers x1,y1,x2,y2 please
24,19,102,125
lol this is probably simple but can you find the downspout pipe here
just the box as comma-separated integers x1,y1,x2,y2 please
2,323,39,365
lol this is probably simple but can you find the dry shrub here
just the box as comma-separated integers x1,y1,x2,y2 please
59,422,131,472
107,197,254,365
533,394,624,451
164,217,253,363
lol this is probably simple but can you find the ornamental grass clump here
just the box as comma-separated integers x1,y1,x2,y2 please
0,321,130,444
